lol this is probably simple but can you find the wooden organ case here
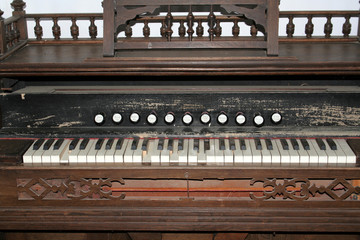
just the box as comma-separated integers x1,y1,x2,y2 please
0,0,360,239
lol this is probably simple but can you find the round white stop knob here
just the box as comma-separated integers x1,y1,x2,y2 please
271,112,282,124
130,112,140,123
164,113,175,124
236,114,246,125
147,113,157,125
182,113,193,125
217,113,228,125
112,113,122,124
200,113,211,124
254,115,264,126
94,113,105,125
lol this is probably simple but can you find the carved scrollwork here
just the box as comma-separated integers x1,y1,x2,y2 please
17,177,126,201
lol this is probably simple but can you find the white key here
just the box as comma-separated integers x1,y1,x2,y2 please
205,139,216,164
269,139,281,164
150,139,161,163
288,139,300,164
302,139,318,164
197,139,207,164
68,140,81,164
298,139,310,164
104,139,117,163
215,139,224,164
179,139,188,165
261,139,272,164
124,139,135,163
324,140,337,164
52,139,70,164
250,139,262,163
114,139,129,163
170,139,179,164
86,139,98,163
309,139,327,164
95,139,107,163
160,139,170,164
23,141,38,164
242,139,253,163
335,139,356,164
233,139,244,163
32,141,47,163
77,139,95,163
133,138,144,163
224,139,233,164
332,139,347,164
188,139,198,165
275,139,290,164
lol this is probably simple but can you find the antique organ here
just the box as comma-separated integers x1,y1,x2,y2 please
0,0,360,239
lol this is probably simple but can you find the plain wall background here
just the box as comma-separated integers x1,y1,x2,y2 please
1,0,359,38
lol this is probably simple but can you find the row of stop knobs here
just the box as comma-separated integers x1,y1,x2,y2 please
94,112,282,127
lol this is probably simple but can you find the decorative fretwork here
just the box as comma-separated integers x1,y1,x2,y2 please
17,177,126,201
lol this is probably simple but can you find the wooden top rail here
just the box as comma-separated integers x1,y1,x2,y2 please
280,11,360,18
25,13,103,20
3,15,21,25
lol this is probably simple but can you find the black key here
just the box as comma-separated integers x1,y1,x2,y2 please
168,139,173,151
229,138,236,150
280,139,289,150
265,139,273,150
33,139,45,150
255,138,262,150
240,139,246,150
300,139,310,150
290,139,299,150
157,138,164,150
316,138,326,150
326,139,337,150
220,139,225,150
178,139,184,151
142,138,149,150
80,138,89,150
69,138,79,150
131,138,139,150
204,139,210,151
106,139,114,150
115,138,124,150
95,138,104,150
43,139,55,150
53,139,64,150
193,139,199,151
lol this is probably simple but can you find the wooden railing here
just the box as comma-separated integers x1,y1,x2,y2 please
0,0,359,58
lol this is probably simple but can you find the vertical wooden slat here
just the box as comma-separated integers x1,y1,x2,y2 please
266,0,279,56
103,0,115,57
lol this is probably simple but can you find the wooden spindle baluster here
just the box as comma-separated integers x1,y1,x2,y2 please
324,15,333,38
187,6,194,41
10,23,16,44
165,6,173,41
0,8,6,54
342,15,351,38
286,15,295,38
305,15,314,38
7,25,13,47
196,20,204,37
208,6,215,41
179,20,186,38
125,23,132,38
143,20,150,38
52,17,61,40
232,19,240,37
214,20,222,37
34,17,43,41
13,21,20,43
250,24,258,37
89,17,97,40
71,17,79,40
160,20,166,38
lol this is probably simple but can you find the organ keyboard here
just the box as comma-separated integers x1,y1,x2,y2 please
23,137,357,165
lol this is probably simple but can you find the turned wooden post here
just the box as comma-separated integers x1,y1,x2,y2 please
266,0,279,56
0,9,6,55
358,4,360,42
11,0,27,41
103,0,115,57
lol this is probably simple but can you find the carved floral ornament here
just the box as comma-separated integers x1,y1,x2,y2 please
17,177,360,202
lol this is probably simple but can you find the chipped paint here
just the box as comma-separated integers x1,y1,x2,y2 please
58,121,83,128
34,115,56,121
21,94,25,100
